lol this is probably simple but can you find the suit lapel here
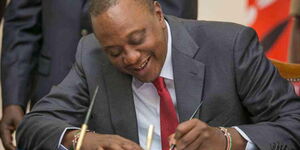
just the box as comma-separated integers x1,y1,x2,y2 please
102,63,139,143
166,16,206,122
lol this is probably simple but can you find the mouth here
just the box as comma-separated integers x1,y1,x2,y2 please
134,55,151,72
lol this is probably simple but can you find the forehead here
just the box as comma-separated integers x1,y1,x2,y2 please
91,0,153,42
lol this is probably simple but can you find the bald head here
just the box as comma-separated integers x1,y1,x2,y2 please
89,0,155,17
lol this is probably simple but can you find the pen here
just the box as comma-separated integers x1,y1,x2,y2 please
170,101,203,150
76,86,99,150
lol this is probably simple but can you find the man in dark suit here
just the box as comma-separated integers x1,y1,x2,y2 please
0,0,197,150
16,0,300,149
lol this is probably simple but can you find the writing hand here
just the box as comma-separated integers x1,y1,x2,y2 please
169,118,226,150
169,119,247,150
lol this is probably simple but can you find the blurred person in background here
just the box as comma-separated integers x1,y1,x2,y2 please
0,0,198,149
0,0,6,21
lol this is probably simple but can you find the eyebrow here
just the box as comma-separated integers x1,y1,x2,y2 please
103,29,146,50
126,28,146,40
103,45,121,52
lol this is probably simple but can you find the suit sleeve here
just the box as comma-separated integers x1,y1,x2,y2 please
1,0,42,109
16,37,90,150
233,27,300,149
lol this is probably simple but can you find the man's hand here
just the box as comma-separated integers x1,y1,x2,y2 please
169,119,246,150
0,105,25,150
63,130,143,150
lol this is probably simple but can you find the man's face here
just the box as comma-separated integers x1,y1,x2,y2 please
92,0,167,82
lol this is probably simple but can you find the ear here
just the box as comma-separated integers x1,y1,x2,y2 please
153,1,165,28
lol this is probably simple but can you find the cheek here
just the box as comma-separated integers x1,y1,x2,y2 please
109,58,124,69
140,38,160,54
149,33,166,52
152,40,166,56
109,58,132,74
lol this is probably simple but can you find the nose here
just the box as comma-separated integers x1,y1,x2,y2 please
122,46,141,65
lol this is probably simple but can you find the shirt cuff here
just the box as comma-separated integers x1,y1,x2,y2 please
57,127,80,150
233,126,259,150
58,145,69,150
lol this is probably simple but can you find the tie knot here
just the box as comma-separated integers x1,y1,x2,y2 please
152,77,166,91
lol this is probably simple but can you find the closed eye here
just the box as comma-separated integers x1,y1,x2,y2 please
104,46,123,57
128,29,146,45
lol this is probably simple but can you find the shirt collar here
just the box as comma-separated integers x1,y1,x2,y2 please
160,20,173,80
133,20,173,88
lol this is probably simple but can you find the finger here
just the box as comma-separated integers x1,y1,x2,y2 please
175,119,203,139
183,132,205,150
168,134,176,146
3,144,16,150
97,146,105,150
121,143,142,150
178,126,219,150
116,135,141,147
120,139,142,150
176,124,203,150
100,140,124,149
106,143,123,150
176,120,211,150
0,126,16,150
2,137,16,150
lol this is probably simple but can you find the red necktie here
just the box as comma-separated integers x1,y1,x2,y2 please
152,77,179,150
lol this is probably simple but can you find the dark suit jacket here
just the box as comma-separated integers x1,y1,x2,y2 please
16,16,300,150
1,0,197,109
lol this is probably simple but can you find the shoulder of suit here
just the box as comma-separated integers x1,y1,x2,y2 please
79,34,101,49
166,15,255,41
75,33,110,65
177,17,255,45
167,15,251,35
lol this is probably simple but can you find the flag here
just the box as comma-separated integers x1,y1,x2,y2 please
247,0,292,61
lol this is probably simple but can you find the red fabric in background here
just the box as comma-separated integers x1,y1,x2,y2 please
265,22,291,61
248,0,291,62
